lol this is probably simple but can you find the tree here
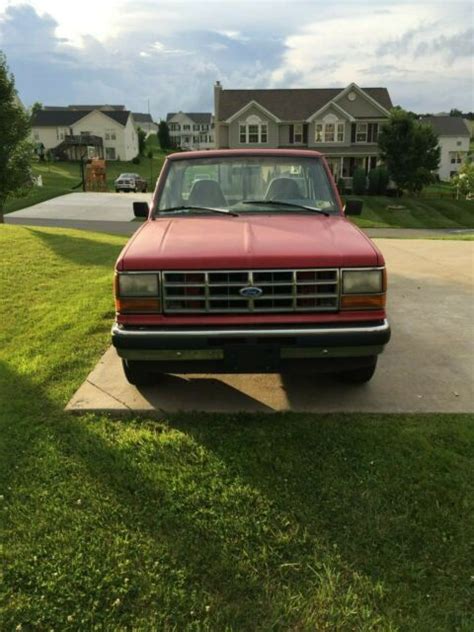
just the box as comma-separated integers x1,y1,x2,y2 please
0,52,33,224
157,120,172,150
449,108,463,118
451,163,474,199
31,101,43,119
378,108,440,195
137,126,146,155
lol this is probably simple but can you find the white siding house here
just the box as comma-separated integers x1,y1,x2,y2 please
424,116,471,181
166,112,214,150
31,106,139,161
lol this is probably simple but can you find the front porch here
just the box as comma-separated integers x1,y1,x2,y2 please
325,154,379,191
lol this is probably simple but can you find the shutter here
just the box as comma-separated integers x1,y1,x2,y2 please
289,124,294,144
367,124,372,143
303,123,308,144
351,123,356,143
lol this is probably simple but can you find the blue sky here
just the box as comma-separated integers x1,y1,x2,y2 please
0,0,472,118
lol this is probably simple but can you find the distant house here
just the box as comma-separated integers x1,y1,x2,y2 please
423,116,471,181
133,113,158,137
31,105,139,161
166,112,214,150
213,81,393,188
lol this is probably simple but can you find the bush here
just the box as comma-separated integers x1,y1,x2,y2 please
131,155,140,164
337,177,345,195
147,149,153,160
352,168,367,195
367,166,390,195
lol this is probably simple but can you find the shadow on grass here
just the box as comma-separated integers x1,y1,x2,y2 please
24,227,124,267
1,355,472,630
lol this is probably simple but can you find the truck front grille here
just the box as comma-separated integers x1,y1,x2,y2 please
162,269,339,313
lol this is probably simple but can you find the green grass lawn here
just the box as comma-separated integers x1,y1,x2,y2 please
350,196,474,229
0,225,473,630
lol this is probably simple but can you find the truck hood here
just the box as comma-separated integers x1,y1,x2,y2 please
118,214,382,270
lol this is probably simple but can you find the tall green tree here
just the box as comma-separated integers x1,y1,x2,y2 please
378,108,440,195
0,52,33,223
31,101,43,119
157,120,172,150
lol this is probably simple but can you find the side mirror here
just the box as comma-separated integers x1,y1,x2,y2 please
344,199,363,216
133,201,149,218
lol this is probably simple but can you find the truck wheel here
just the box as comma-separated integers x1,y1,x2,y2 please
338,357,377,384
122,359,158,386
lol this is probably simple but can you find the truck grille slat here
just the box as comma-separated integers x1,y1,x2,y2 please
163,268,339,314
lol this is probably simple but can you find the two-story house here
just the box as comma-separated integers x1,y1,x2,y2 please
214,82,393,188
166,112,214,150
31,105,139,161
423,116,471,181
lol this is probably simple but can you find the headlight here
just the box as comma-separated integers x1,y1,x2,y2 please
342,269,383,294
115,273,161,313
118,273,159,297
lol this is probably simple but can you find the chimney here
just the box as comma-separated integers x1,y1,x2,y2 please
214,81,222,148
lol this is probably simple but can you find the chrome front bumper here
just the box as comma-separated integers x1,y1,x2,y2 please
112,320,390,369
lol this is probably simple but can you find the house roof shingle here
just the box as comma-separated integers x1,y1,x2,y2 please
133,113,155,123
32,108,131,127
166,112,212,124
218,87,393,121
423,116,470,136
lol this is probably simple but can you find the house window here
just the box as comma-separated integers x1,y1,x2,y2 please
183,124,191,130
456,140,462,146
105,129,116,141
105,147,116,160
356,123,368,143
450,152,464,164
193,124,200,131
337,123,345,142
315,121,344,143
324,123,335,143
294,123,303,143
239,121,268,144
169,123,180,131
193,136,199,143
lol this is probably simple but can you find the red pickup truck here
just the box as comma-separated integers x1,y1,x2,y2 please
112,149,390,386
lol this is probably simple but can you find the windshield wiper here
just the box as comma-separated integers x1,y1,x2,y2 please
157,205,239,217
242,199,330,216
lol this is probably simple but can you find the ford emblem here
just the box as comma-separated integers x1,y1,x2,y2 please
239,286,263,298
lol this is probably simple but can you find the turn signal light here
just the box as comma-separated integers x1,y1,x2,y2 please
115,298,161,313
341,294,386,310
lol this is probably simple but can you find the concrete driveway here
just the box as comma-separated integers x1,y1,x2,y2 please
67,239,474,414
7,192,149,222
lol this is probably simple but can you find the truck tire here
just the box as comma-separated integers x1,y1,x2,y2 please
338,357,377,384
122,359,158,386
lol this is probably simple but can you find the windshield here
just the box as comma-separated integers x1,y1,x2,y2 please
155,156,339,214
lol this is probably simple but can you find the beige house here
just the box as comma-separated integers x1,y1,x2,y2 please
31,105,139,161
423,116,471,181
214,82,393,188
166,112,214,150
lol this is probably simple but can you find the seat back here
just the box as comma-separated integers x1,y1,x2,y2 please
265,177,303,200
188,179,227,207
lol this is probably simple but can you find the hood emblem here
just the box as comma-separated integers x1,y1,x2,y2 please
240,286,263,298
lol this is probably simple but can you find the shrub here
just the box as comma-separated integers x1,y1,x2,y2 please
367,166,390,195
337,177,345,195
131,155,140,164
352,168,367,195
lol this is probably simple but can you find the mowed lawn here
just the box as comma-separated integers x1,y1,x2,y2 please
0,225,473,631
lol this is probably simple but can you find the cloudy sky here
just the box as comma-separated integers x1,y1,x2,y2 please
0,0,472,118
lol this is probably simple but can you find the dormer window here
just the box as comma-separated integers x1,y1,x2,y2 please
314,120,345,143
239,114,268,144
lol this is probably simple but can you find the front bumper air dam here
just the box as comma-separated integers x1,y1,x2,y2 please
111,319,391,373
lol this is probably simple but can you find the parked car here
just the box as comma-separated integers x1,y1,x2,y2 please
114,173,148,192
112,149,391,385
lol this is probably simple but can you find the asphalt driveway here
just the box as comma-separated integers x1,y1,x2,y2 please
67,239,474,414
